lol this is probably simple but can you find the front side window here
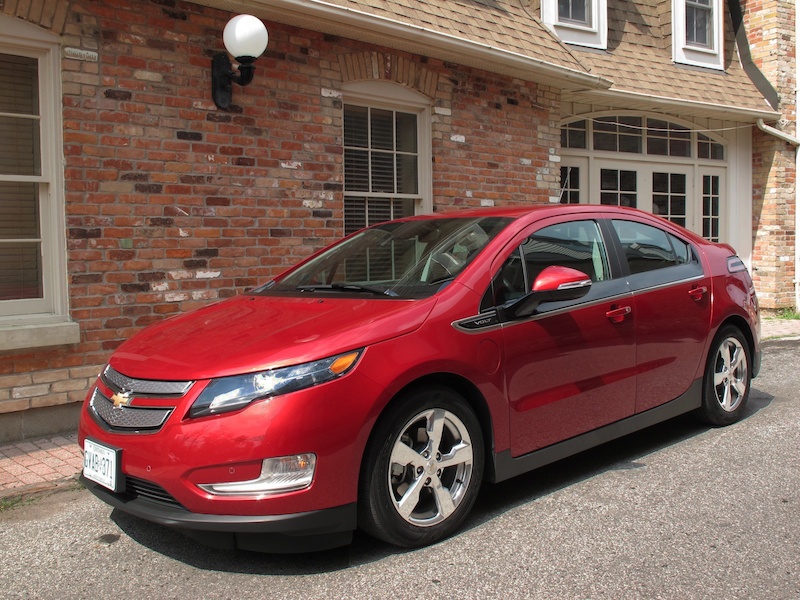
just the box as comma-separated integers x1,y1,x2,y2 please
344,104,420,235
490,220,609,307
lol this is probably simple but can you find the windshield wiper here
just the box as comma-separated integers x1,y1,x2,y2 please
296,283,399,297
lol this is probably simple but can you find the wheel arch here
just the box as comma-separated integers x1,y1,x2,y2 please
358,371,497,484
713,314,756,365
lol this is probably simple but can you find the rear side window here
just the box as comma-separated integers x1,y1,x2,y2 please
612,220,694,275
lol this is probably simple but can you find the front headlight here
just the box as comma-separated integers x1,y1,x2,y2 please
188,350,362,418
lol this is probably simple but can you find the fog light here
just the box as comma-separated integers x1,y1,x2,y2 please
198,454,316,496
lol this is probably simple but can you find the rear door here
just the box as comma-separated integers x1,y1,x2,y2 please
606,218,711,413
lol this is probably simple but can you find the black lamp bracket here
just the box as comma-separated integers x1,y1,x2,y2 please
211,53,257,110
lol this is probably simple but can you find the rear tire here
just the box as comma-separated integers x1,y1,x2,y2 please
358,386,484,548
700,325,751,426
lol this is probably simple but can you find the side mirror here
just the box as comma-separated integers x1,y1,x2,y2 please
504,265,592,319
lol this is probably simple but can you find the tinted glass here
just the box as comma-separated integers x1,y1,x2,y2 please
265,217,512,299
612,220,679,274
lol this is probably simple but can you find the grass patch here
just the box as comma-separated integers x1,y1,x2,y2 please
0,494,31,512
777,307,800,320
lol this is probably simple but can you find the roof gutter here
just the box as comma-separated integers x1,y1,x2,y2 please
756,119,800,147
571,87,779,121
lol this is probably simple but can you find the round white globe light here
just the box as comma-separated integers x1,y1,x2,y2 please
223,14,268,59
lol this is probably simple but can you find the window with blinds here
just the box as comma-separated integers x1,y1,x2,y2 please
343,104,419,236
0,53,43,302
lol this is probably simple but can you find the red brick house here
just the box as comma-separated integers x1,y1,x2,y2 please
0,0,795,441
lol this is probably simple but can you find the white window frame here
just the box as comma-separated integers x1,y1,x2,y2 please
341,81,433,227
542,0,608,50
559,113,730,243
0,16,78,351
672,0,724,70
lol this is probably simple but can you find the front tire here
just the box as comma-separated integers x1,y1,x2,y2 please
700,325,752,426
358,386,484,547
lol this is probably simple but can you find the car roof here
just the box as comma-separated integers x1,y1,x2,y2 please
398,203,658,221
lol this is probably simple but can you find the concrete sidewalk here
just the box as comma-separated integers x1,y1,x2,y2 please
2,317,799,500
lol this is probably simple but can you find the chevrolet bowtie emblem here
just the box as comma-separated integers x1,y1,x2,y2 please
110,389,132,409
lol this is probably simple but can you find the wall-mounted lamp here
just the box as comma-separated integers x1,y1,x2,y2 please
211,14,269,110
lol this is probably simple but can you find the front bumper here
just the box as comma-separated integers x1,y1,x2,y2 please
82,475,357,552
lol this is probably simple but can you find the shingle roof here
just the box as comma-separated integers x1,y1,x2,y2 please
565,0,774,118
203,0,775,119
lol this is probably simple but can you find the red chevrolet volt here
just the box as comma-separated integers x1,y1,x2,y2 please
78,205,760,552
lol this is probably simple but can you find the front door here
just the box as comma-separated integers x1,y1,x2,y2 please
496,217,638,456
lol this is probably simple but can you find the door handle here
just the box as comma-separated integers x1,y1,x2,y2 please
606,305,631,323
688,286,708,301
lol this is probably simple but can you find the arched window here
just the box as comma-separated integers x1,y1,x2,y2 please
559,115,726,242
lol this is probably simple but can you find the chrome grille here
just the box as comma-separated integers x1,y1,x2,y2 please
102,365,194,396
89,388,172,431
125,476,186,510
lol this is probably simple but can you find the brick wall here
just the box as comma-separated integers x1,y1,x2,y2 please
0,0,560,419
745,0,797,310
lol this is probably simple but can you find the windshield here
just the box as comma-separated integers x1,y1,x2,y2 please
258,216,512,299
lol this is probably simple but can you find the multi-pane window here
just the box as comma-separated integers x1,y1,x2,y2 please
564,117,724,160
653,173,688,227
686,0,713,48
561,120,587,149
647,119,691,157
702,175,721,242
344,104,419,236
594,116,642,153
601,169,637,208
697,133,724,160
0,53,42,303
559,166,581,204
673,0,721,68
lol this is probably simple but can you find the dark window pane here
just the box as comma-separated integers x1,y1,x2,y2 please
344,149,369,192
371,152,395,193
0,116,41,176
601,169,619,190
593,132,617,151
619,135,642,153
648,137,669,156
0,182,39,239
343,105,368,148
653,172,669,193
396,154,418,194
0,242,42,300
395,113,417,152
0,54,39,115
671,173,686,194
370,109,393,150
620,170,637,191
612,220,678,274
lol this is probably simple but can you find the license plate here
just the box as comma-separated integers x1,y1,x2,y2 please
83,438,123,493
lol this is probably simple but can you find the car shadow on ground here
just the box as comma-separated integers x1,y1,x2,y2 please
111,386,774,575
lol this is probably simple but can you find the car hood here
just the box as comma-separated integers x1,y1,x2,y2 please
110,294,437,381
